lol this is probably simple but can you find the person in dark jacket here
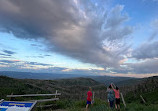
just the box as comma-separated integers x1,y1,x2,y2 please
107,85,115,108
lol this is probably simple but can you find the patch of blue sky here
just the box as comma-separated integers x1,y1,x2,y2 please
124,58,139,63
131,23,151,48
0,32,41,59
110,0,158,49
112,0,158,26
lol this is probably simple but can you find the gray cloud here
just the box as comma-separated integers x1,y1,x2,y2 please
132,19,158,61
127,59,158,74
0,50,15,59
110,67,131,74
26,62,52,66
148,32,157,41
148,19,158,41
109,58,158,74
26,54,51,58
26,56,44,58
3,50,16,55
0,59,52,67
132,41,158,59
0,0,133,69
0,60,19,63
0,53,8,56
45,54,51,57
30,44,42,47
0,65,66,73
0,59,75,73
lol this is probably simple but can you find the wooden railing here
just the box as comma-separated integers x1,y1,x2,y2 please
6,90,61,110
0,99,4,103
7,93,61,98
7,90,61,102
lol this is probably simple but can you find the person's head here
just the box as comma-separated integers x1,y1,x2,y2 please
109,85,112,89
116,86,119,90
89,87,92,91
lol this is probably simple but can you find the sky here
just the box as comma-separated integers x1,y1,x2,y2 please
0,0,158,78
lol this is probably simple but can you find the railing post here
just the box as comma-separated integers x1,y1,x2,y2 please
92,91,95,104
0,99,4,103
120,93,126,108
55,90,57,98
140,95,146,104
10,92,13,101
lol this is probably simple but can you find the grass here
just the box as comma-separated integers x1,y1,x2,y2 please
68,103,158,111
125,103,158,111
49,98,158,111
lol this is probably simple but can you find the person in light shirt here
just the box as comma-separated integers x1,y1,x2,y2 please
111,83,120,110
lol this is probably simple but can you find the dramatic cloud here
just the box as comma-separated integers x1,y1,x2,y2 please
0,0,133,69
127,59,158,74
108,58,158,74
132,41,158,59
103,5,132,41
132,19,158,60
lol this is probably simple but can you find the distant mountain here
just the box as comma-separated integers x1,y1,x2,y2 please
0,71,136,86
0,71,89,80
115,78,142,86
89,76,137,86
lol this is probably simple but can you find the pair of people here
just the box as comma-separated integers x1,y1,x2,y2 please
107,83,120,110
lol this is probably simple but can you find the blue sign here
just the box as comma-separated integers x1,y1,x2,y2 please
0,101,33,108
0,108,7,111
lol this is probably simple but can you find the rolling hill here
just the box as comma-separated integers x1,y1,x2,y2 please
0,75,158,111
0,71,135,86
0,76,106,101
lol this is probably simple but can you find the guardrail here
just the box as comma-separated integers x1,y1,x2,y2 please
5,90,61,110
7,93,61,98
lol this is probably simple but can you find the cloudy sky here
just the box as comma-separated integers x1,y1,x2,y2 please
0,0,158,78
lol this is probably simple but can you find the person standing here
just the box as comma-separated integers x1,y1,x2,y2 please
111,83,120,110
86,87,92,110
107,85,115,109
